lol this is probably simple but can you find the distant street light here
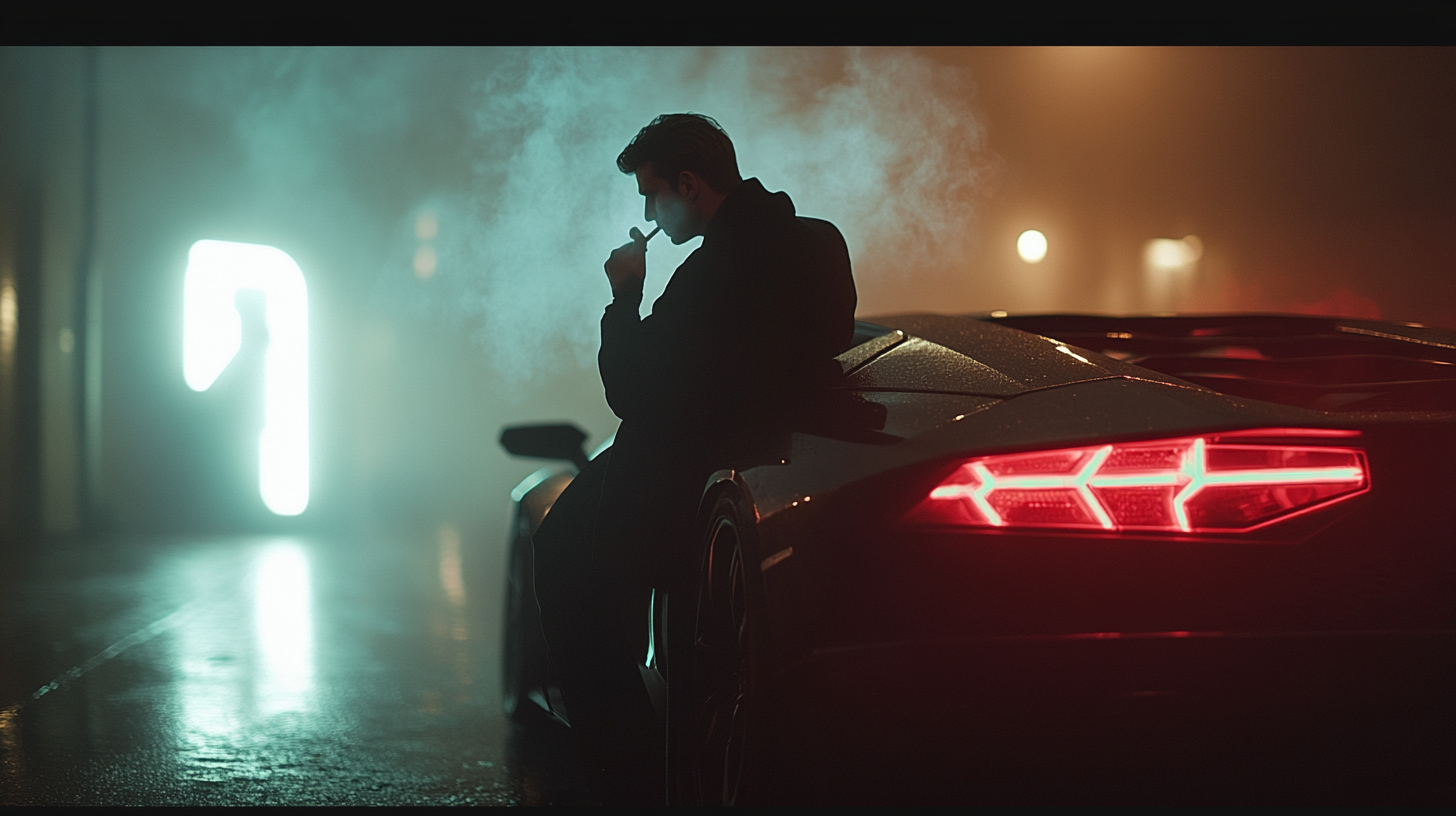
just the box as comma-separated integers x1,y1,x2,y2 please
1143,235,1204,312
1144,236,1203,274
1017,230,1048,264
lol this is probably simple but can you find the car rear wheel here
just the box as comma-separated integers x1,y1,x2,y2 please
670,488,768,805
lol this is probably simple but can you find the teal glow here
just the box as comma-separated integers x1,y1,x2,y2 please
253,541,315,715
183,240,310,516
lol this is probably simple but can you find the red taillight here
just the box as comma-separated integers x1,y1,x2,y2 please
904,431,1368,534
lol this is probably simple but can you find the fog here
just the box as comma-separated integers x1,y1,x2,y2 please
183,47,993,385
2,45,1452,545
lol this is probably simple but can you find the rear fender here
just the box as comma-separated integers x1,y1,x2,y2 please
660,470,767,682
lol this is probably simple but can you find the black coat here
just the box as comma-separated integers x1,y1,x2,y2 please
598,178,857,442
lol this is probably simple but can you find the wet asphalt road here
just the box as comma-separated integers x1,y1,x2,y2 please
0,533,594,806
4,533,1454,806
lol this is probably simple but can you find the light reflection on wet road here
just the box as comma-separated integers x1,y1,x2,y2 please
0,534,593,805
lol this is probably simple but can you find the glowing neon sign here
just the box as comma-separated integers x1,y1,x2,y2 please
183,240,309,516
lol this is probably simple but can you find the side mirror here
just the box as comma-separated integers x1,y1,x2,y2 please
499,423,589,470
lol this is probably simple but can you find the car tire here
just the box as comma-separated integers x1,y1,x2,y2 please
668,485,770,805
501,510,551,725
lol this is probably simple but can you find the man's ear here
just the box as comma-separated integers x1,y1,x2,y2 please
677,170,700,201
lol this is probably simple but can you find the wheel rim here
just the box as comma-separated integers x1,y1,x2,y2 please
696,515,750,805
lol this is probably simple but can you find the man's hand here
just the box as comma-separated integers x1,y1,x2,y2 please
604,228,649,294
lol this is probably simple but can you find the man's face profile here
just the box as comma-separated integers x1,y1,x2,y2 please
634,163,694,245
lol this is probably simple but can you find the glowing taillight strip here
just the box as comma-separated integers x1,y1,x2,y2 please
934,446,1118,529
927,435,1367,533
1169,437,1364,532
930,461,1003,525
1170,437,1205,532
1078,446,1115,529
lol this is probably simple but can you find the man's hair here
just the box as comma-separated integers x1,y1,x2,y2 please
616,113,741,194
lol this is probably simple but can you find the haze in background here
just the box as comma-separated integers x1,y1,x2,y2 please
931,47,1456,329
22,46,995,537
6,45,1453,543
188,47,994,387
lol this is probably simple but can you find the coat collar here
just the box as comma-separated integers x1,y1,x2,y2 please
702,178,796,246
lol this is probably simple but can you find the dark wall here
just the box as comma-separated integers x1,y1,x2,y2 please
0,49,68,543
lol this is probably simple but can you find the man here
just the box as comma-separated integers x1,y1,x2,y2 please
532,113,856,803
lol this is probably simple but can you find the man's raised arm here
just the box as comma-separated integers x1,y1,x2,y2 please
598,232,664,422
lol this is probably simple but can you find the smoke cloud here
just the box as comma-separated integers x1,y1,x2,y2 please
190,48,995,390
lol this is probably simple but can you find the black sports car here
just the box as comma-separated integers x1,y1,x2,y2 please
500,313,1456,804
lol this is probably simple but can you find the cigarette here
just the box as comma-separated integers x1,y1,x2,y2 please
630,225,661,246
